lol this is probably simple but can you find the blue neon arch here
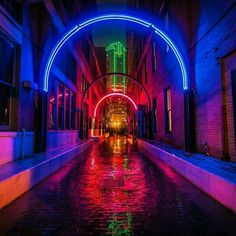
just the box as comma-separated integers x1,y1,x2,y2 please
43,14,188,92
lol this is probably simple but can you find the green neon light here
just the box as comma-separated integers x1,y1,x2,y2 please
106,42,126,92
107,212,132,235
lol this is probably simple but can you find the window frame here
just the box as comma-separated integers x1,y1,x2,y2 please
152,41,157,72
164,87,172,133
0,31,19,130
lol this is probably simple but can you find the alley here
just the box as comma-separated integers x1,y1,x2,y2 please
0,136,236,236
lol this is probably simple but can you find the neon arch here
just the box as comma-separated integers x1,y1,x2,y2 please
81,72,151,110
43,14,188,92
94,93,137,118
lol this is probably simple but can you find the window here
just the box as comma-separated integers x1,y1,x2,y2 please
0,33,18,129
58,85,64,129
152,42,157,72
49,82,77,130
49,90,56,129
152,97,157,132
65,89,70,129
71,93,76,129
81,75,89,98
165,88,172,133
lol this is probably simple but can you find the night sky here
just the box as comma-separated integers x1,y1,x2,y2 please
93,0,127,47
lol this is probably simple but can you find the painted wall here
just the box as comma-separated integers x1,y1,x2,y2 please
0,132,34,166
47,130,79,150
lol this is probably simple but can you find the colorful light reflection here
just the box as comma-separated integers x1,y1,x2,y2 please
43,14,188,92
73,136,149,234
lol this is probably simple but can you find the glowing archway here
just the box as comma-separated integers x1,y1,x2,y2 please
94,93,137,118
81,73,151,110
43,14,188,92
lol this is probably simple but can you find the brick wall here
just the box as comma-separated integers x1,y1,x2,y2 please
194,1,236,159
221,52,236,162
136,0,236,161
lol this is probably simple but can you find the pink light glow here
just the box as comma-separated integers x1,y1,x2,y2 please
49,93,68,103
94,93,137,117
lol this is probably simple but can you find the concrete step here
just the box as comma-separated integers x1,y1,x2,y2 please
0,140,93,209
139,139,236,213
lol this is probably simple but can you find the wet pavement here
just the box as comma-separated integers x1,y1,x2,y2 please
0,136,236,236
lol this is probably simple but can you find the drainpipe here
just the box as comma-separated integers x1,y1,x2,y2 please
21,129,25,160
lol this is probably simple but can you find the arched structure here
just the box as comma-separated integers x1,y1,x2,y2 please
43,14,188,92
79,72,151,139
81,72,151,111
94,93,137,118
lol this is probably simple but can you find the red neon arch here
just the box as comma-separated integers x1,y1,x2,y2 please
94,93,137,118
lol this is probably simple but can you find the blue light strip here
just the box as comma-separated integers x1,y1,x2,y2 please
43,14,188,92
151,25,188,90
79,14,151,28
44,26,79,90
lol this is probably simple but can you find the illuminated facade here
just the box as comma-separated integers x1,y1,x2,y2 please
106,42,127,92
1,0,236,219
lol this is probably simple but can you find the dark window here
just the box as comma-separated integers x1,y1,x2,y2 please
51,83,77,130
65,89,70,129
164,88,172,133
81,75,89,98
152,97,157,132
0,33,17,128
71,93,76,129
49,90,56,129
58,85,64,129
0,35,15,84
152,42,157,72
0,84,10,126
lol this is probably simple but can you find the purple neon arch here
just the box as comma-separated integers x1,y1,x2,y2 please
94,93,137,118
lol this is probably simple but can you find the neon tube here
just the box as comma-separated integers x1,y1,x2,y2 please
94,93,137,117
44,26,79,90
79,14,151,28
43,14,188,92
151,25,188,90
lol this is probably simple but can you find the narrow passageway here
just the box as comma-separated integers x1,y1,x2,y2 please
1,1,236,235
0,136,236,236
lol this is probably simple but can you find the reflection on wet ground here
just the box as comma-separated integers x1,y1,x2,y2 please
0,136,236,235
